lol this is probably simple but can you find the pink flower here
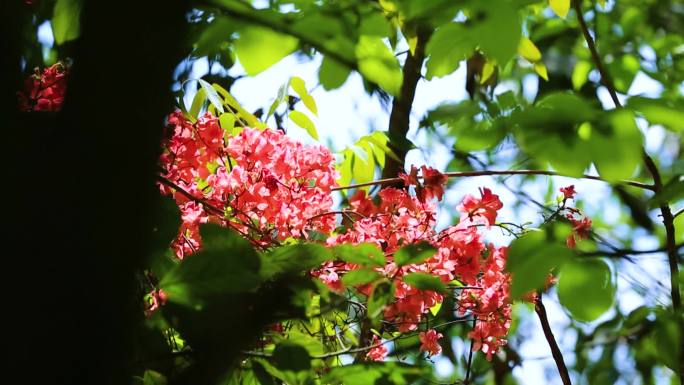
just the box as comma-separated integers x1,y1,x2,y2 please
419,329,443,356
560,185,576,200
365,335,388,361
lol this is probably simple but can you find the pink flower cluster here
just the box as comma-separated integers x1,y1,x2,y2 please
314,167,512,359
159,111,338,258
18,62,68,112
558,185,592,248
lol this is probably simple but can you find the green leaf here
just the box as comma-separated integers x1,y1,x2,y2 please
324,362,428,385
260,244,333,280
319,56,351,90
271,343,312,385
290,76,318,116
53,0,82,44
628,97,684,132
267,78,291,118
589,110,643,182
219,113,236,132
393,242,437,266
235,26,299,75
142,370,167,385
429,301,442,316
333,243,386,267
426,0,521,77
289,111,318,140
425,23,471,79
367,280,394,321
189,87,207,120
342,269,383,286
557,258,615,322
355,35,403,95
518,37,542,63
403,272,447,293
198,79,225,114
506,227,573,299
550,0,570,18
467,0,522,64
572,60,593,90
212,83,262,128
273,342,311,372
159,224,261,306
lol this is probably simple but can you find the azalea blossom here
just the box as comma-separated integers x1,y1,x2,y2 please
18,62,68,112
365,335,388,361
419,329,443,356
560,185,576,200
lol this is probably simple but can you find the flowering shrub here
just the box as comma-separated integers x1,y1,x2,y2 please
18,62,68,112
316,182,512,358
159,111,338,258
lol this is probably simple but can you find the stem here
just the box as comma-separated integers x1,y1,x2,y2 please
463,317,477,385
332,169,654,191
535,293,572,385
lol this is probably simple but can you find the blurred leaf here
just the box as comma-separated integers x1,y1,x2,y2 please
368,280,394,321
324,362,428,385
534,62,549,81
518,37,542,62
260,243,332,280
342,269,383,286
319,56,351,90
506,227,573,299
557,258,615,322
403,272,447,293
425,23,471,79
549,0,570,18
355,36,403,95
235,26,298,75
394,242,437,266
572,60,593,90
628,97,684,132
334,243,386,267
589,110,643,181
160,224,261,306
53,0,82,44
142,370,167,385
289,111,318,140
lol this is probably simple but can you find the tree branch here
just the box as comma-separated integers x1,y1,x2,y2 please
381,29,432,180
332,169,655,191
535,293,572,385
572,0,621,108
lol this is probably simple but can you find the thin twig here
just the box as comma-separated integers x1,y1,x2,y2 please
535,293,572,385
332,169,654,192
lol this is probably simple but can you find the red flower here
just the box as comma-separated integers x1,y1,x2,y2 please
419,329,443,356
560,185,576,200
365,335,388,361
457,187,503,226
566,215,592,248
18,63,68,112
399,165,448,202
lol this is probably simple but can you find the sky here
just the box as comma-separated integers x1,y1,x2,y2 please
36,12,679,384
